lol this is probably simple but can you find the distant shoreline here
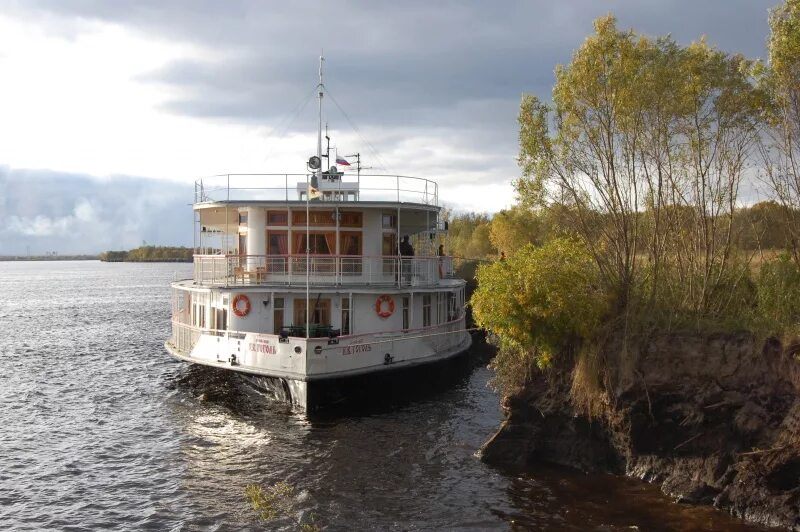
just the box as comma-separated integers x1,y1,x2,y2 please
99,246,193,263
101,258,192,263
0,256,99,261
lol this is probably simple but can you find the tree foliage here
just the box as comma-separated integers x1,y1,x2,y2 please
516,16,763,319
471,239,606,391
759,0,800,267
99,246,193,262
445,212,497,259
471,9,800,397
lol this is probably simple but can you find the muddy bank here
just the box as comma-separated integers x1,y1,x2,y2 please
478,332,800,530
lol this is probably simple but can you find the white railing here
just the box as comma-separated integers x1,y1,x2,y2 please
195,173,439,205
169,321,202,355
192,254,454,287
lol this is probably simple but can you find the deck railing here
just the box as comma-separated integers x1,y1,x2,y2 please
170,321,202,354
195,173,439,205
192,254,454,287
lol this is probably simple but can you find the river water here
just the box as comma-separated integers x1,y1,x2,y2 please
0,261,768,531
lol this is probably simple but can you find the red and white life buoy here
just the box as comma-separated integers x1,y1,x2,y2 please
232,294,251,317
375,294,395,319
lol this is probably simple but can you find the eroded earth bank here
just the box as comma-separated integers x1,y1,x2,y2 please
479,333,800,530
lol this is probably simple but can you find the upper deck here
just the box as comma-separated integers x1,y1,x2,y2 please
194,173,439,207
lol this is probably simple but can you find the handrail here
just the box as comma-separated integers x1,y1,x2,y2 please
169,316,467,348
194,173,439,206
191,253,455,287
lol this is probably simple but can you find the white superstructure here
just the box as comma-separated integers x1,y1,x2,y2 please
165,58,471,409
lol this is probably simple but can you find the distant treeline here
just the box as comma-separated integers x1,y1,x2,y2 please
99,246,193,262
446,200,800,261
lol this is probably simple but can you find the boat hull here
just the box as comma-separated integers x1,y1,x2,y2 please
164,330,472,410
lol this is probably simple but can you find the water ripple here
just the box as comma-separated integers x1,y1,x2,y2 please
0,261,766,531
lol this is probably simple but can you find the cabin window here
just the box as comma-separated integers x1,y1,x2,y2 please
422,294,431,327
293,298,331,326
339,211,363,227
439,293,448,324
293,233,335,255
402,296,409,331
382,233,397,256
339,231,362,256
193,302,205,328
238,212,248,225
267,210,288,226
382,214,396,229
341,296,350,335
267,231,288,255
214,308,228,331
176,291,186,313
292,210,335,226
448,292,457,321
273,297,284,334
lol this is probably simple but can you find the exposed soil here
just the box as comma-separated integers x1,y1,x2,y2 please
478,333,800,530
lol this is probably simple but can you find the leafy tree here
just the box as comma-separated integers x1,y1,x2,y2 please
516,16,763,319
759,0,800,268
445,212,497,259
489,206,544,256
471,239,606,392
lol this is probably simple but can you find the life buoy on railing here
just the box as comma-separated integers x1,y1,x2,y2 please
232,294,251,317
375,294,395,319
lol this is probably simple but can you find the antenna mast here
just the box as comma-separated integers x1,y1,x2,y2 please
307,53,325,339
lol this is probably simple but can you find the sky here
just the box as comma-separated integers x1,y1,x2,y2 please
0,0,776,254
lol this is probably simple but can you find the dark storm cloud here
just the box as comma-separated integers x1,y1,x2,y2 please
0,167,192,254
0,0,778,223
12,0,775,132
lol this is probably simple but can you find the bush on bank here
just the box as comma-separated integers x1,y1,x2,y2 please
472,239,800,397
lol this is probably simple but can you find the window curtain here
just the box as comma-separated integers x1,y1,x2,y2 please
324,232,336,256
340,233,361,256
293,233,305,255
277,234,288,255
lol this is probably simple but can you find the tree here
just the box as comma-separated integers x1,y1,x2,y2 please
516,16,763,320
471,239,605,392
760,0,800,268
489,206,543,256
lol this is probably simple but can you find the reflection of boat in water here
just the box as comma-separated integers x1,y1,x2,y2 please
165,57,471,411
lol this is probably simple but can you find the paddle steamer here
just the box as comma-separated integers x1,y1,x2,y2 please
165,58,471,409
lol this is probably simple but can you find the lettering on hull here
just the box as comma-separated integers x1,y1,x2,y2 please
248,335,277,355
341,343,372,355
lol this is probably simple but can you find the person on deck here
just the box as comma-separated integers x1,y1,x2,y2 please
398,235,414,283
399,235,414,257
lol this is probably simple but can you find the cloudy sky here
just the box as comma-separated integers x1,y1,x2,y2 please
0,0,776,254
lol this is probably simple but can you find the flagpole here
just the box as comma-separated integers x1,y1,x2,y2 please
308,53,324,340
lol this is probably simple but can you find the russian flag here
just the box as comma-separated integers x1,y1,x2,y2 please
336,155,351,166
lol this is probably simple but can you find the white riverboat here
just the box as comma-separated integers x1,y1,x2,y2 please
165,59,471,410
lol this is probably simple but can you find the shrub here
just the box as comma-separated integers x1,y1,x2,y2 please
471,239,607,393
757,253,800,336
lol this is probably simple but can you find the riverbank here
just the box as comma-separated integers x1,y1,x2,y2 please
99,245,192,262
478,332,800,530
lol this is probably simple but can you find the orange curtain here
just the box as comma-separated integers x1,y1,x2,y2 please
324,232,336,256
293,233,305,255
340,232,361,256
277,234,288,255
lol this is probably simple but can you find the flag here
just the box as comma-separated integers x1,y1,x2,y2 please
308,174,321,199
336,155,351,166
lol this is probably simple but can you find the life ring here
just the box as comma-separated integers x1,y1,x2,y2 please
375,294,395,319
232,294,251,317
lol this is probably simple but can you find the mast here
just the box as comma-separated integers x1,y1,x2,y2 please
308,53,324,339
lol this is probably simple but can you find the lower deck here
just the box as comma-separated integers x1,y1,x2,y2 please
170,279,466,340
167,279,471,403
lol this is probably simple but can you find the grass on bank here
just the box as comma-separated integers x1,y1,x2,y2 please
471,239,800,402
